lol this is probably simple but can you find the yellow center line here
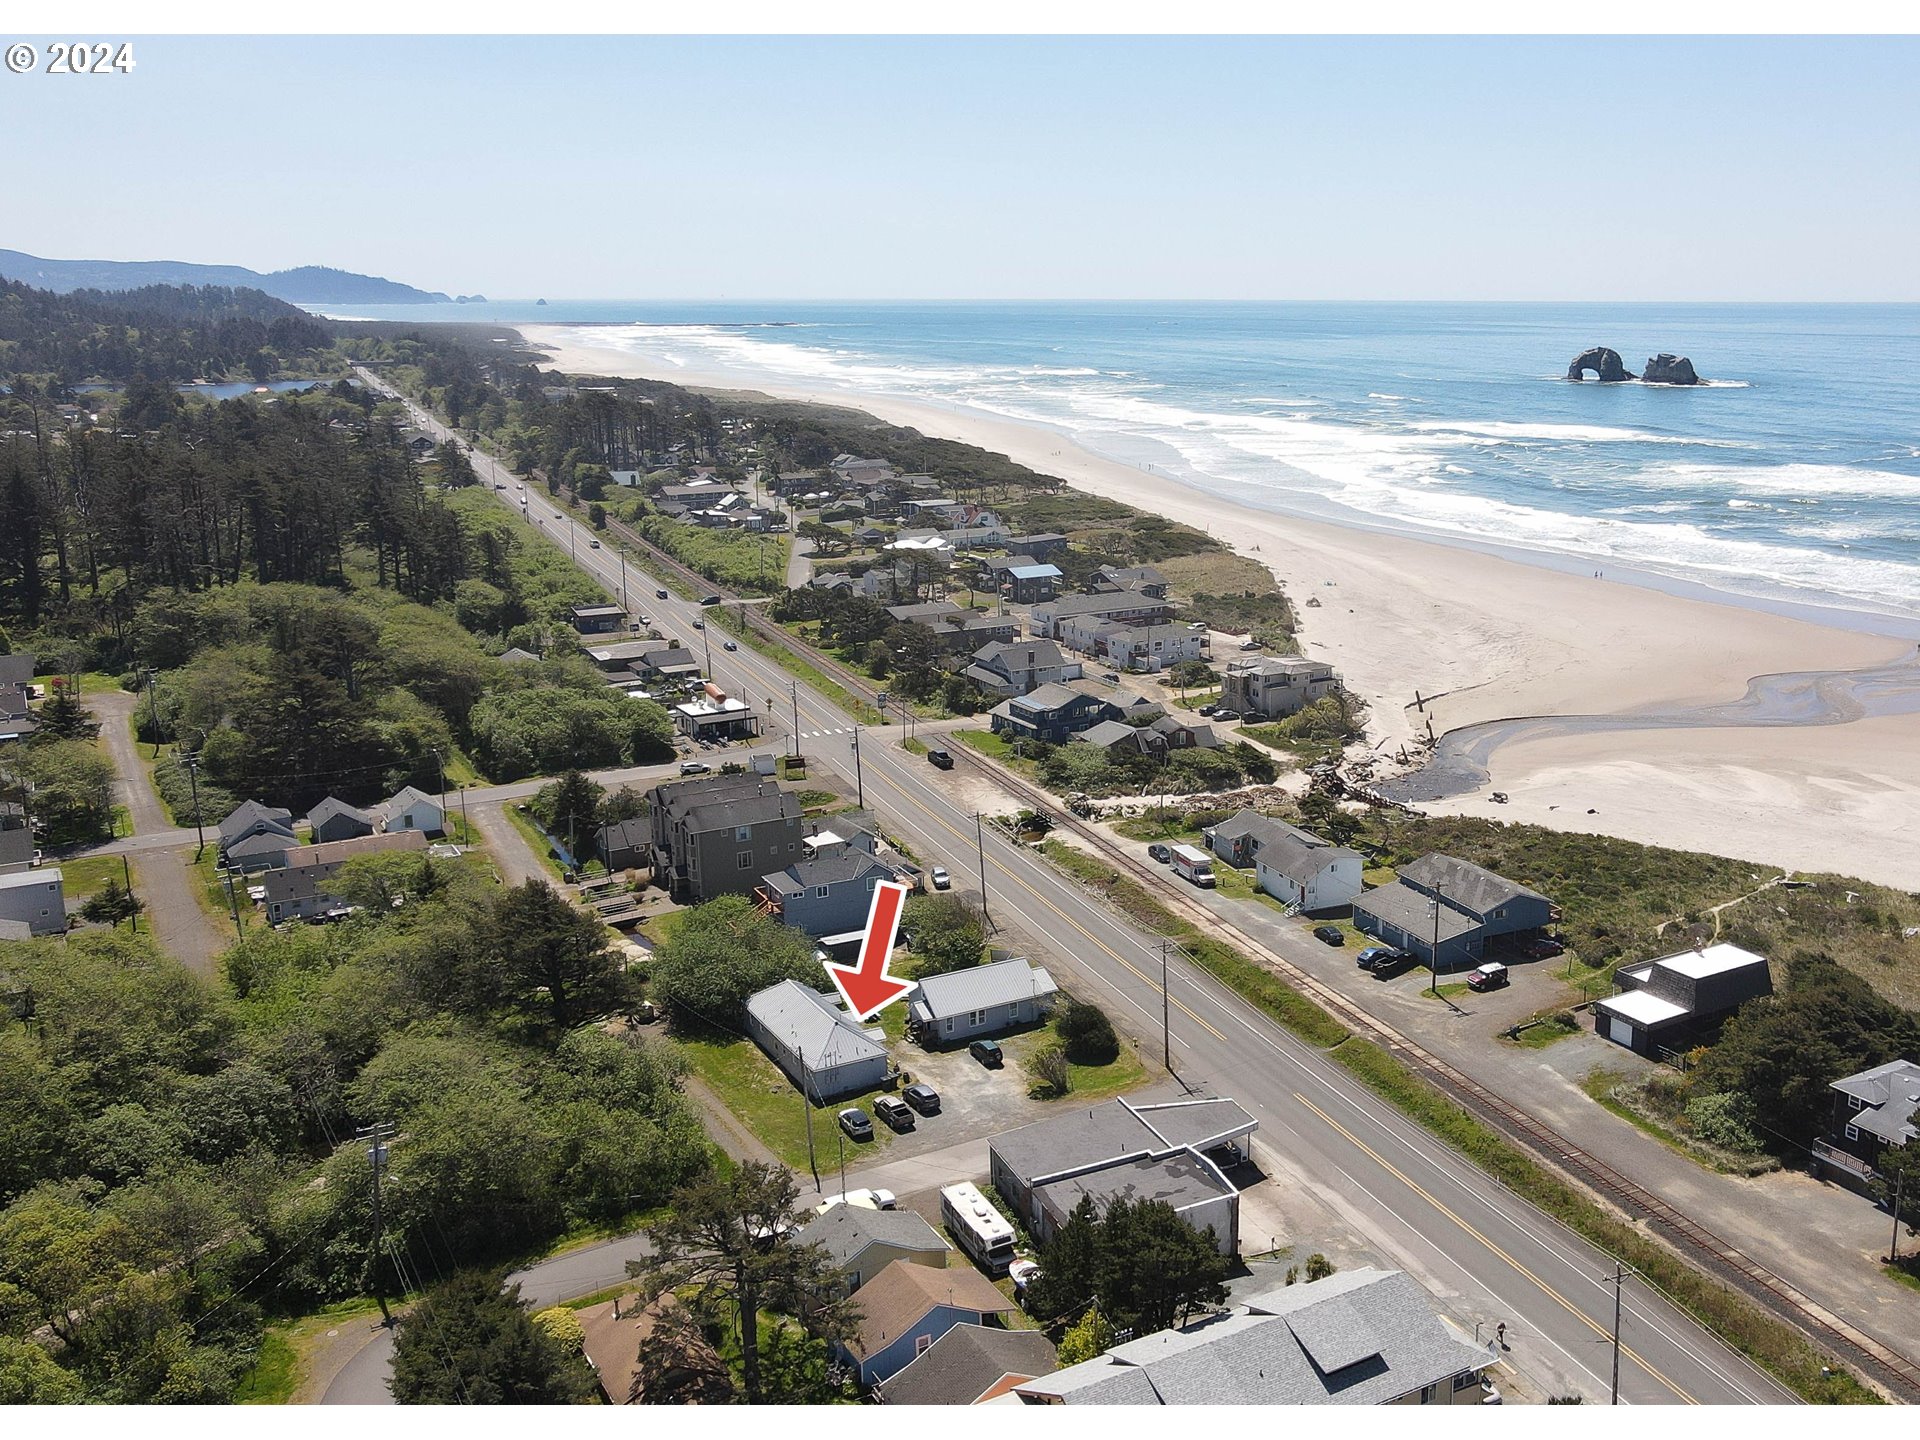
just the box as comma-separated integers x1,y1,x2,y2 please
1294,1091,1697,1405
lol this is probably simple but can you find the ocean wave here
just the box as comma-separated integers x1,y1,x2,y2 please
1647,461,1920,500
1406,419,1748,447
1367,392,1405,401
1443,464,1472,475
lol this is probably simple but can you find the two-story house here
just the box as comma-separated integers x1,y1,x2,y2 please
1351,854,1553,970
1592,943,1774,1058
1219,656,1340,720
962,639,1083,698
1091,564,1171,599
987,683,1121,746
1818,1059,1919,1188
1202,810,1362,913
1029,590,1176,640
647,773,803,902
757,850,899,938
1057,618,1205,673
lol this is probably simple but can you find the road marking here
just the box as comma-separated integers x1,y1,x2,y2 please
1293,1091,1697,1405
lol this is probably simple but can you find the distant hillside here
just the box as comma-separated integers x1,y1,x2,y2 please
0,248,451,304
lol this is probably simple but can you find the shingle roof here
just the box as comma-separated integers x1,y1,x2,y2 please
217,799,294,846
0,653,35,688
261,831,430,906
878,1324,1057,1406
1018,1268,1487,1406
1398,854,1545,915
1351,881,1481,942
909,958,1057,1023
1830,1059,1920,1146
1073,719,1145,749
763,850,894,896
794,1205,949,1271
746,980,887,1071
846,1260,1016,1361
306,796,373,830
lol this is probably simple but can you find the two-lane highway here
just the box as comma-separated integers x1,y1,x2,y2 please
372,372,1795,1405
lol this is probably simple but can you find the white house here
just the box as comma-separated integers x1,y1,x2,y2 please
375,785,445,836
1203,811,1362,914
0,866,64,936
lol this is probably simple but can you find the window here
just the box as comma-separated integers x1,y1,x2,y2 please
1453,1371,1478,1392
915,1334,933,1356
943,1017,954,1034
1846,1123,1860,1141
735,825,751,842
968,1009,986,1026
1850,1094,1864,1110
737,852,753,870
1420,1383,1439,1404
815,886,830,899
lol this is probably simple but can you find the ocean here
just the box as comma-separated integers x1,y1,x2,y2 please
333,300,1920,624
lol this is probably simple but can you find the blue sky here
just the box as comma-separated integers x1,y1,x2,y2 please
4,35,1915,300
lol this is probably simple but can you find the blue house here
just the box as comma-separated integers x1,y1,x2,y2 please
757,850,898,938
841,1259,1018,1389
987,682,1118,746
1352,853,1552,970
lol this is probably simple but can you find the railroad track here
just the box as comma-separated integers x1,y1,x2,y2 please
590,490,1920,1402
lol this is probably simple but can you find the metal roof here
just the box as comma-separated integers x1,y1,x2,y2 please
908,957,1057,1022
746,980,887,1071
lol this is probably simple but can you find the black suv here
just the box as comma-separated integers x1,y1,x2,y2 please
902,1082,941,1115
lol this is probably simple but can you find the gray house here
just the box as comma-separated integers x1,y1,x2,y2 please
0,867,65,936
1015,1268,1492,1406
758,851,898,938
647,773,803,903
796,1204,950,1293
596,817,650,872
745,979,891,1101
1592,943,1773,1058
1352,854,1552,970
908,957,1058,1045
990,1097,1257,1258
224,828,300,874
217,799,296,867
1219,656,1340,720
878,1324,1058,1407
963,639,1083,698
261,831,430,924
305,796,375,845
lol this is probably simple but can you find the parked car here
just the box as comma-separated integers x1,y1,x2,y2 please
1370,951,1417,980
1213,708,1241,722
1313,924,1345,946
1197,704,1217,716
1187,621,1208,631
1356,945,1404,971
1466,962,1510,992
1520,936,1565,960
815,1187,896,1214
1147,842,1173,864
700,594,722,606
723,640,739,651
930,866,951,890
837,1108,874,1141
679,760,710,775
969,1038,1004,1068
902,1082,941,1115
926,747,954,769
873,1095,915,1131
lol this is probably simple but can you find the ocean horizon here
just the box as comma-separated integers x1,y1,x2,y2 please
331,299,1920,626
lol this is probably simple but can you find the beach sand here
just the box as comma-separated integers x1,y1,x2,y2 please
520,326,1920,889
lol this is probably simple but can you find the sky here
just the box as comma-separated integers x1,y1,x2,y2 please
3,34,1917,301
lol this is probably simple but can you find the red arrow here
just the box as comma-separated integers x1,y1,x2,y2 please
824,878,914,1021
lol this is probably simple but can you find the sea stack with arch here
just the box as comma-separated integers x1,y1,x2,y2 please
1566,346,1633,382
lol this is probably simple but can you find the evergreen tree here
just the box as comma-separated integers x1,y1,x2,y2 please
389,1270,594,1404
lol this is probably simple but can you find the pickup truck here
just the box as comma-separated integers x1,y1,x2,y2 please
926,747,954,769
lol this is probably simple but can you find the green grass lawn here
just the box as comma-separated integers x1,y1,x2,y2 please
950,727,1043,780
998,1010,1152,1101
56,852,123,903
190,849,255,936
676,1034,894,1173
1421,982,1473,1001
231,1328,298,1404
35,669,123,695
1508,1013,1583,1048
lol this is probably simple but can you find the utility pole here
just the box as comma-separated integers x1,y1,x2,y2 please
619,551,629,612
143,668,163,757
790,681,802,761
181,751,206,859
1602,1260,1634,1405
1161,938,1173,1073
358,1121,397,1326
1891,1166,1908,1264
120,854,137,932
1429,878,1444,996
974,811,991,929
432,747,447,819
851,727,863,809
797,1035,820,1190
223,868,243,939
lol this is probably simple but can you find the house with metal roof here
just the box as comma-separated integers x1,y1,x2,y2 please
1592,944,1773,1058
990,1096,1257,1257
756,849,898,938
795,1203,950,1292
877,1324,1057,1406
908,957,1057,1045
1352,853,1551,970
1203,810,1361,914
374,785,444,836
990,560,1063,604
744,979,890,1101
0,866,64,936
1014,1267,1491,1406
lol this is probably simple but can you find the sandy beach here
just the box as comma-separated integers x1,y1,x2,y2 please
520,325,1920,890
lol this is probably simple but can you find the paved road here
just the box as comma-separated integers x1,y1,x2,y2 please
363,375,1795,1405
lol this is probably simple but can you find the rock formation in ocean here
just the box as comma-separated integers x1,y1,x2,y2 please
1566,347,1633,382
1642,353,1702,384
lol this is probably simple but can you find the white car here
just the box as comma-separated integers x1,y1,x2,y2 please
930,866,951,890
813,1188,897,1215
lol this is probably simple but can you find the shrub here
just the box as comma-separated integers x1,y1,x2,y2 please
1057,1001,1120,1065
1027,1041,1071,1098
1685,1091,1766,1154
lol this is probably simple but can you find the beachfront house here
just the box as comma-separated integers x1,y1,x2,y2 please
1057,617,1206,673
1029,590,1176,640
1091,564,1171,598
1591,943,1774,1058
1350,854,1552,970
1220,656,1340,720
1203,810,1362,913
1072,717,1168,760
1817,1059,1920,1188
